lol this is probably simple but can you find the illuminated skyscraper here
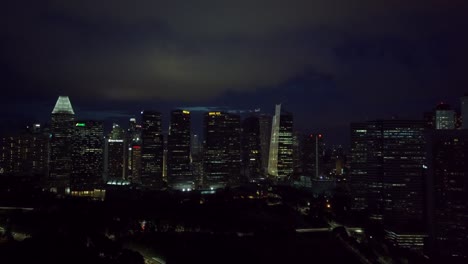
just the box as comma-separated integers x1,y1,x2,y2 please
130,145,142,182
0,124,48,177
435,103,456,130
71,121,104,192
49,96,75,193
349,123,369,211
141,111,164,189
106,123,126,180
242,116,262,180
350,120,427,249
203,112,241,188
126,118,142,180
268,104,294,179
226,113,242,184
168,110,192,190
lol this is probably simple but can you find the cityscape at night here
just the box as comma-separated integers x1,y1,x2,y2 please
1,1,468,264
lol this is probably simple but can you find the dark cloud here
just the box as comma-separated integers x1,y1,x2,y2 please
1,0,467,103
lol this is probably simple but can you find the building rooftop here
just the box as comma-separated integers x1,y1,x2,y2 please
52,96,75,115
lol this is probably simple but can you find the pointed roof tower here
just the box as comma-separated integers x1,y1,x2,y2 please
52,96,75,115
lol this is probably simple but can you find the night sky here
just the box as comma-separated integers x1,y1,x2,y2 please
1,1,468,144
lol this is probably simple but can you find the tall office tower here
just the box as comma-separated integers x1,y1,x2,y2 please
163,137,168,183
49,96,75,193
71,121,104,192
0,124,48,177
259,114,272,175
191,134,203,185
167,110,192,190
435,103,456,130
203,112,241,188
127,118,142,179
461,94,468,129
241,116,262,180
130,145,142,183
426,130,468,260
226,113,242,184
128,118,142,142
292,132,303,176
302,133,325,179
350,120,427,249
191,134,202,157
106,123,126,180
331,145,346,176
349,123,369,211
268,104,294,179
141,111,164,189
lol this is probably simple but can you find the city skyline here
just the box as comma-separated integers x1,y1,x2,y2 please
2,93,468,147
2,1,468,145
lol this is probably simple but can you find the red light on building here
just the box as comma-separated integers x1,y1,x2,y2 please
318,134,322,138
133,146,141,150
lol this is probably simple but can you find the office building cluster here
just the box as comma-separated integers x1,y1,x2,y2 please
349,94,468,259
2,98,333,195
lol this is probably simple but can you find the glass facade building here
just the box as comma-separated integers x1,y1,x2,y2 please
49,96,75,193
71,120,104,191
203,112,241,188
141,111,164,189
268,104,294,179
167,110,193,190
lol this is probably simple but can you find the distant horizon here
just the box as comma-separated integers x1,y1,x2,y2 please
1,93,466,147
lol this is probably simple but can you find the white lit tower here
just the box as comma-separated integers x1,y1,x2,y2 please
49,96,75,193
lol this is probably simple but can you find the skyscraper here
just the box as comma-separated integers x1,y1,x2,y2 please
241,116,262,180
435,103,456,130
268,104,294,179
191,134,203,185
71,121,104,193
350,120,427,248
426,130,468,260
258,114,272,176
349,123,369,211
292,131,303,176
302,133,325,179
167,110,192,190
141,111,164,189
225,113,242,184
461,95,468,129
130,145,142,183
203,112,241,188
106,123,126,180
49,96,75,193
0,124,48,177
127,118,142,181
